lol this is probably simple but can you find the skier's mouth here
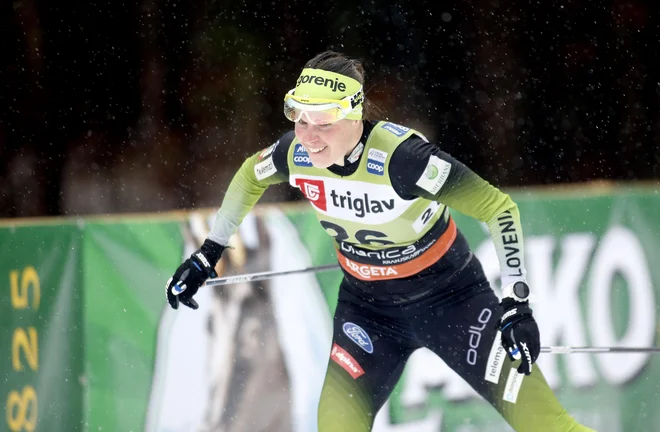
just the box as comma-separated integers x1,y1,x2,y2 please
308,146,328,154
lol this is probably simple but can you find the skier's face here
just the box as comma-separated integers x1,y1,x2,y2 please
295,119,363,168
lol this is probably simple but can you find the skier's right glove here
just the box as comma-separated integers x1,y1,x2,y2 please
166,239,225,310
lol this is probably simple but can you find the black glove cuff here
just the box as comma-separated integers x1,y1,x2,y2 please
499,298,534,327
501,297,532,313
200,238,226,267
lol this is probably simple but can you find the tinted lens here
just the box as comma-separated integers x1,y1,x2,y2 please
283,100,345,124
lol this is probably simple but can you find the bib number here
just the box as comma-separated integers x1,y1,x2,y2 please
320,220,394,246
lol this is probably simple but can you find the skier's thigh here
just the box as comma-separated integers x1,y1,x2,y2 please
318,303,414,432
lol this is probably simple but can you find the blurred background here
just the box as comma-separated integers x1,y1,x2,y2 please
2,0,659,218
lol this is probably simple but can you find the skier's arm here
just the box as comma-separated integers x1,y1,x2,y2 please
165,133,293,310
207,132,293,246
389,137,526,288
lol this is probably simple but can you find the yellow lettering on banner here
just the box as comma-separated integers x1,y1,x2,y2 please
6,386,37,432
7,267,40,431
12,328,38,372
10,267,40,310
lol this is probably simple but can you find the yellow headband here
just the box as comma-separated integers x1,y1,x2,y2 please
293,68,363,120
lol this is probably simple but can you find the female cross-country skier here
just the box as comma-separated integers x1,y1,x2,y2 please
166,50,594,432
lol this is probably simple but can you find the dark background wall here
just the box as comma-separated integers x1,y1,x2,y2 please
1,0,658,217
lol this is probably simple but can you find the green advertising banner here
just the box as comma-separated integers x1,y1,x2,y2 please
0,218,184,432
82,219,183,432
0,185,658,432
287,186,660,432
0,223,84,432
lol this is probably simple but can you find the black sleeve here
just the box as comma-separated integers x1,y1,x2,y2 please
388,136,461,200
388,136,519,224
270,130,295,180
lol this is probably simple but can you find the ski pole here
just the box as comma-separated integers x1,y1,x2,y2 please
204,263,340,287
541,346,660,354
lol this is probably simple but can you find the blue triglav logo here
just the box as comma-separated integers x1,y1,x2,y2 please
342,322,374,354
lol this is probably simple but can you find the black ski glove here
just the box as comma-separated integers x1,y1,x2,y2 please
166,239,225,310
498,281,540,375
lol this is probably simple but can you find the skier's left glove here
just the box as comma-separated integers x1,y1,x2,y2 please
498,281,540,375
166,239,225,310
